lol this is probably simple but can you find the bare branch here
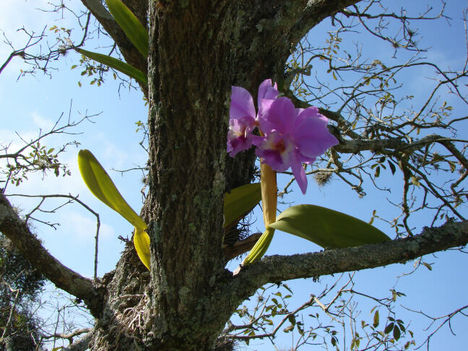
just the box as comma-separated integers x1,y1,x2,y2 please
405,304,468,350
7,193,102,280
42,327,91,341
0,192,104,316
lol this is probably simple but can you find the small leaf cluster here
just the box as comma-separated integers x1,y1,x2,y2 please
3,142,70,187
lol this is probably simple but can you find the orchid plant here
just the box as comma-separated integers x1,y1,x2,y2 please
227,80,390,266
76,0,390,271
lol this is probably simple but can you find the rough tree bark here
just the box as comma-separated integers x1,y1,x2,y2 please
1,1,467,350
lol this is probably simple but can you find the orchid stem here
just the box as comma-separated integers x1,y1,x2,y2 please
241,161,277,266
260,162,277,226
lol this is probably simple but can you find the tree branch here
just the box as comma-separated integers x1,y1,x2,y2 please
287,0,363,48
0,193,104,317
333,134,467,157
230,220,468,304
62,332,93,351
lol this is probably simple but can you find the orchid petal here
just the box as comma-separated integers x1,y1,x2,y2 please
294,109,338,159
291,153,308,194
230,86,256,120
260,97,296,134
258,79,279,118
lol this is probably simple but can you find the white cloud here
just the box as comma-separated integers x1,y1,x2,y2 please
66,211,115,240
32,111,54,130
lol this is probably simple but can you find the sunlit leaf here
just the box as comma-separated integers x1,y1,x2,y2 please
224,183,261,228
78,149,146,230
268,205,390,249
134,227,151,270
78,149,150,269
105,0,148,57
76,49,147,85
410,176,420,186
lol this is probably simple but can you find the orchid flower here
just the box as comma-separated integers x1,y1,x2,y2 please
228,80,337,194
227,79,279,156
256,97,338,193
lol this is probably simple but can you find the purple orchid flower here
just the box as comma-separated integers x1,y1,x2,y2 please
256,97,338,194
227,80,279,156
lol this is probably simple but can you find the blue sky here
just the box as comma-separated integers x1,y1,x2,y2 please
1,1,467,350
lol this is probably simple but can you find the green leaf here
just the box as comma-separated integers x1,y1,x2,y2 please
268,205,390,249
105,0,148,57
78,149,146,230
373,310,380,328
78,149,150,269
242,227,275,265
393,325,401,340
374,165,381,178
422,262,433,271
134,227,151,270
76,48,147,85
384,323,394,334
224,183,261,228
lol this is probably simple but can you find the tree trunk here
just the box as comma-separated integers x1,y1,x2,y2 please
76,1,380,349
86,1,281,349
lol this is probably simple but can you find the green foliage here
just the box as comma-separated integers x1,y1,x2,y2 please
230,282,416,351
78,149,146,230
224,183,261,229
268,204,390,249
71,0,149,87
4,142,69,187
105,0,149,57
78,149,263,269
78,149,150,269
76,49,147,85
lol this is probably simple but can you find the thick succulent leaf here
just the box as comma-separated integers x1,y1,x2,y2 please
105,0,148,57
268,205,390,249
242,227,275,266
76,49,147,85
134,227,151,269
224,183,261,228
78,149,146,230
